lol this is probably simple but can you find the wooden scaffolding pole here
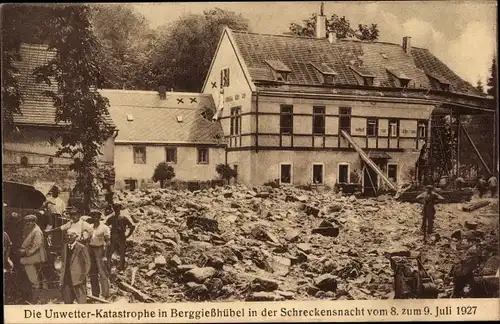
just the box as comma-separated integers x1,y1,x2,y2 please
459,121,492,174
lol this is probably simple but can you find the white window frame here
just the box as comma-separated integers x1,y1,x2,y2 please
337,162,350,183
165,147,177,164
367,118,377,137
133,146,146,164
389,119,398,138
220,67,230,88
312,163,325,185
197,147,209,164
387,163,399,184
279,162,293,185
418,121,427,138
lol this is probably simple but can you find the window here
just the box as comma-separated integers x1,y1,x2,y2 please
312,164,324,185
388,164,398,183
230,106,241,135
276,72,288,82
165,147,177,163
20,156,28,166
197,148,209,164
339,107,351,133
124,179,137,191
280,105,293,135
313,106,325,135
367,118,378,137
364,77,374,86
280,164,292,184
389,119,398,137
338,164,350,183
323,75,335,84
220,68,230,87
400,79,410,88
418,121,427,138
133,147,146,164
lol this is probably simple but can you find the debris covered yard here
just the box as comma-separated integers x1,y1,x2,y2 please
82,185,498,303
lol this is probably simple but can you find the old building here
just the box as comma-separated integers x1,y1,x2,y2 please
202,14,495,193
103,89,226,190
3,44,115,192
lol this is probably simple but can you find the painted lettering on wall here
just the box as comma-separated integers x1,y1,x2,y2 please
241,93,246,99
235,94,240,100
380,129,387,134
355,127,365,132
401,129,409,134
225,96,233,102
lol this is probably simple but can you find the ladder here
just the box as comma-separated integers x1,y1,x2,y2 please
340,130,397,191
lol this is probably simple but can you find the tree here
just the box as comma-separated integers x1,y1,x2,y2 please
216,163,238,185
487,57,497,98
476,79,485,93
147,8,250,92
90,4,156,90
34,4,114,213
288,13,379,41
152,162,175,188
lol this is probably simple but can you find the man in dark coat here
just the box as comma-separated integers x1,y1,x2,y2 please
416,185,444,241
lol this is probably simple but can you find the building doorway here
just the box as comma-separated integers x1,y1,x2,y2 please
363,166,378,196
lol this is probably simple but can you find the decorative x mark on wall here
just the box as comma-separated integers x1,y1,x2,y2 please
211,82,217,88
177,98,184,104
190,97,197,103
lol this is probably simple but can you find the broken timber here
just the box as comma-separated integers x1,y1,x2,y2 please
462,200,491,212
116,278,156,303
459,121,492,174
87,295,110,304
340,130,397,191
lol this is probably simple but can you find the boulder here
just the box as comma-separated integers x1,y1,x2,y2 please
284,230,301,242
297,243,312,253
185,267,217,283
464,220,479,230
250,277,279,292
186,216,219,233
314,274,338,292
154,255,167,266
169,255,182,267
246,291,284,301
312,220,340,237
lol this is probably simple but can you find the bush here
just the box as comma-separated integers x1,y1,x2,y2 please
215,164,238,184
152,162,175,188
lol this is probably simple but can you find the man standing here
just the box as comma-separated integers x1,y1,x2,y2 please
88,210,110,299
478,176,488,198
488,174,497,198
416,185,445,241
18,214,48,301
60,229,91,304
106,203,135,271
46,207,93,243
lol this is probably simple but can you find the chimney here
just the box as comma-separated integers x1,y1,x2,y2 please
402,36,412,55
328,31,336,44
316,2,327,39
158,85,167,100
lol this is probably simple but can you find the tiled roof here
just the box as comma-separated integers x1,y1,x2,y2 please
230,30,484,97
101,89,224,144
12,43,115,127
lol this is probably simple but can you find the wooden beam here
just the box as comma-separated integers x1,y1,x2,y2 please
459,121,492,174
340,130,397,191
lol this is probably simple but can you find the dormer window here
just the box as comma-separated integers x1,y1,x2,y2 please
426,73,451,92
265,59,291,83
386,67,412,88
349,65,375,87
310,62,337,85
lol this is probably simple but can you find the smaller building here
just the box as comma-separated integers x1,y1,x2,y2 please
103,89,226,190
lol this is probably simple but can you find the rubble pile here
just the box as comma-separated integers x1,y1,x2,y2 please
108,185,499,302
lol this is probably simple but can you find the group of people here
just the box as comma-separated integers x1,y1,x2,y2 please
477,174,498,198
3,186,137,304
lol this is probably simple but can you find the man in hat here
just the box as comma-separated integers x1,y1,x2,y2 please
416,185,445,241
46,207,93,243
60,229,90,304
18,214,48,301
44,185,67,216
477,175,488,198
106,203,135,270
88,210,111,299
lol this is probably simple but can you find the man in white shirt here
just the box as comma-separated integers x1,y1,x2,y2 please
46,207,93,243
45,186,66,215
88,210,110,299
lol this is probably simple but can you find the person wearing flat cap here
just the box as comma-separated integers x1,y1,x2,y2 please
416,185,444,241
46,207,93,243
88,210,111,299
105,203,135,271
59,228,90,304
18,214,48,301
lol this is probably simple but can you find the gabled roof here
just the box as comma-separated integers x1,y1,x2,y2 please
11,43,115,127
101,89,224,144
229,30,484,97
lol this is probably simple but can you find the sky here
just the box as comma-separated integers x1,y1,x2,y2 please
131,1,497,87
